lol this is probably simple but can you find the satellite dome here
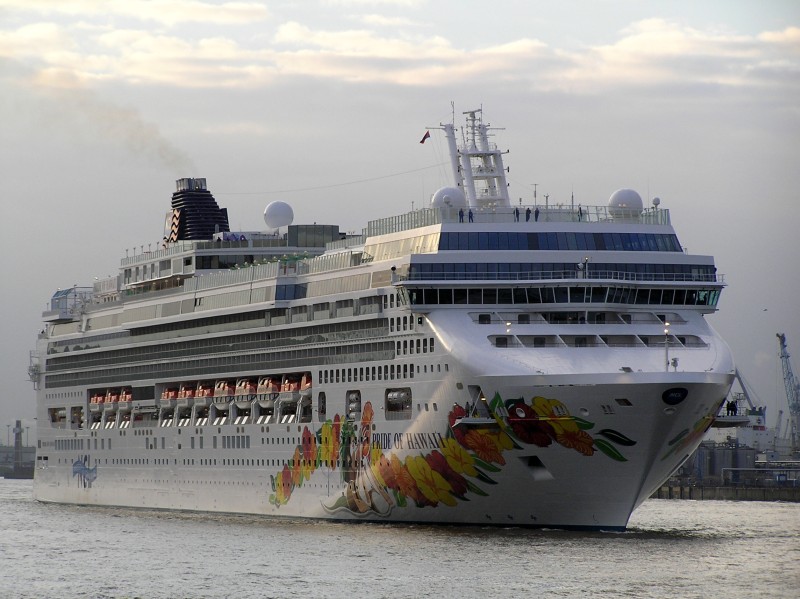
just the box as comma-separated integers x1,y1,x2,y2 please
263,201,294,229
608,189,643,211
430,186,467,209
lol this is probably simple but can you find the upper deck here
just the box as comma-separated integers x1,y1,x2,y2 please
366,203,670,238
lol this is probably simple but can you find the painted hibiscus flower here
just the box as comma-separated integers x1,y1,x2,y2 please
464,429,505,465
319,421,334,467
377,453,398,491
406,455,457,507
506,401,555,447
448,403,467,427
301,426,317,465
291,446,304,485
439,437,478,477
331,414,341,463
555,429,596,456
425,450,468,498
277,464,293,504
390,454,428,506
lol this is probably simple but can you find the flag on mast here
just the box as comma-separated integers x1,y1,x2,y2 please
419,131,431,144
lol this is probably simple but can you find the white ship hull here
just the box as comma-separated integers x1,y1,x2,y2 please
33,368,732,529
30,109,735,529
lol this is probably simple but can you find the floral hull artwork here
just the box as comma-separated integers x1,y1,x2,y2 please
268,394,638,516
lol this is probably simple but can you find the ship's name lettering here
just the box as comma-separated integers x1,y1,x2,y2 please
405,432,444,450
371,432,444,450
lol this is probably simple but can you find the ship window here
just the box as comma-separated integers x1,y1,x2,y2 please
430,338,435,353
318,393,326,421
615,398,632,406
385,388,412,420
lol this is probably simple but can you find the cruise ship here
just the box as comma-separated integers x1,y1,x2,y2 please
29,109,734,529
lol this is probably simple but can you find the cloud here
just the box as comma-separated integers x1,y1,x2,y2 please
357,14,428,28
325,0,424,6
758,26,800,46
2,11,798,94
552,19,799,92
2,0,270,27
0,22,76,58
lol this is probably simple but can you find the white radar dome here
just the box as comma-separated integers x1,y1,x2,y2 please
263,201,294,229
608,189,643,218
430,186,467,209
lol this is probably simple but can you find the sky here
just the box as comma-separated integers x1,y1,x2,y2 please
1,0,799,445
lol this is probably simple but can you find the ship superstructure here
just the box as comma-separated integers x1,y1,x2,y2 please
29,110,734,529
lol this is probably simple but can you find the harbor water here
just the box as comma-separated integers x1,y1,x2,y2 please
1,479,797,598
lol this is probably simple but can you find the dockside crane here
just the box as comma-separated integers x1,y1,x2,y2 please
777,333,800,452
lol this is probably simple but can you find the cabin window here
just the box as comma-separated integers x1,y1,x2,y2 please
318,392,326,421
385,388,412,420
347,390,361,420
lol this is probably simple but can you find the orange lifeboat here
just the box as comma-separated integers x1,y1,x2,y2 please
160,386,178,407
118,388,132,413
235,378,257,408
89,392,105,412
213,380,235,405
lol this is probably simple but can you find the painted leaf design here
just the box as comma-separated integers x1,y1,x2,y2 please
473,457,501,473
465,479,489,496
328,495,350,510
594,438,628,462
473,468,498,485
668,429,689,446
572,416,595,431
490,393,505,412
598,428,636,446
